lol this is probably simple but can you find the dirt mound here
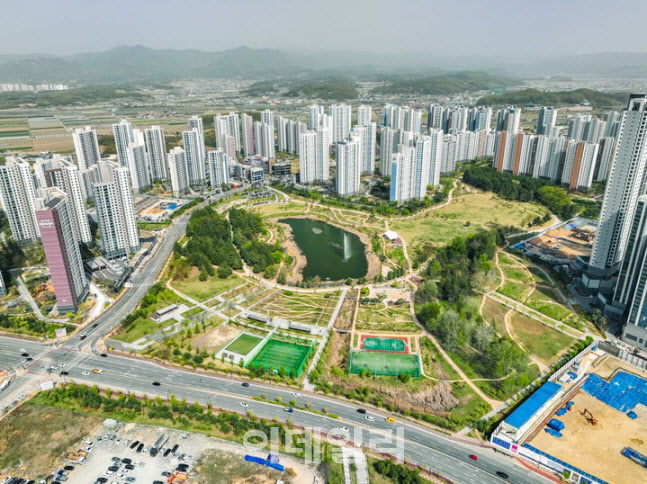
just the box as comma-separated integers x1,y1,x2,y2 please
382,382,459,414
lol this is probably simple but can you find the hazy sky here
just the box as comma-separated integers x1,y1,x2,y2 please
3,0,646,57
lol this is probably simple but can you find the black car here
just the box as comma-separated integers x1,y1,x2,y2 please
108,465,119,472
130,440,140,449
92,323,99,328
125,464,135,470
100,353,108,357
177,463,189,472
80,335,87,340
357,408,367,414
122,458,132,465
63,465,74,471
111,456,120,462
496,471,509,479
137,442,144,453
153,481,164,484
96,479,108,484
152,381,161,386
241,382,250,387
161,472,171,477
171,444,179,453
60,371,69,376
21,352,29,357
26,357,33,361
163,448,172,457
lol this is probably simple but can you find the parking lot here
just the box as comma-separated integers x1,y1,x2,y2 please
64,424,198,484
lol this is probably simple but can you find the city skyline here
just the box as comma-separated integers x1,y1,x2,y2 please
2,0,647,58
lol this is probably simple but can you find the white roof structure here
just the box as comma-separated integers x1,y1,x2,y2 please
383,230,398,241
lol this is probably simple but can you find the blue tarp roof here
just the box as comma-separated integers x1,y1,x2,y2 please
505,381,562,429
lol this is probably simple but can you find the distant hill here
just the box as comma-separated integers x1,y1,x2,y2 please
477,88,628,109
371,72,517,96
284,79,358,100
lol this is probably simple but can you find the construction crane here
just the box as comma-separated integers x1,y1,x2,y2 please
582,408,598,426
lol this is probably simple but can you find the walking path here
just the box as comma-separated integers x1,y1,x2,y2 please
342,446,369,484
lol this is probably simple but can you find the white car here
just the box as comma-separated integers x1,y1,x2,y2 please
82,371,90,376
19,348,27,353
240,402,249,407
104,471,113,476
292,392,301,398
365,415,375,421
340,426,349,432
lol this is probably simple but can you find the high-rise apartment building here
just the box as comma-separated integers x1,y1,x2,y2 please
496,107,521,133
93,160,139,259
390,147,415,203
126,142,151,192
0,156,40,243
308,105,325,130
144,126,168,181
330,104,352,143
537,107,557,136
72,126,101,171
167,147,189,198
182,128,207,187
357,105,372,126
41,155,92,243
214,113,240,153
590,95,647,273
207,149,230,188
253,122,275,159
34,187,88,313
241,113,255,156
299,128,329,184
112,119,135,167
335,139,360,197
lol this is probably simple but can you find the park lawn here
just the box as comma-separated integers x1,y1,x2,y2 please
498,280,529,302
525,288,572,321
419,336,460,380
391,193,544,246
449,382,492,426
113,317,177,343
500,264,534,284
254,201,306,217
481,297,510,336
171,271,243,302
259,290,337,326
509,312,576,366
355,303,419,333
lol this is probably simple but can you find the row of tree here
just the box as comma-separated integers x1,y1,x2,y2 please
229,208,283,273
462,165,578,219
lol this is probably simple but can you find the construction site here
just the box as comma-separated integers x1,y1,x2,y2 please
490,342,647,484
513,218,597,263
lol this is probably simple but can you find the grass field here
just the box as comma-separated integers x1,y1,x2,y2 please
171,269,243,302
195,448,284,484
224,332,263,355
508,312,575,365
349,350,421,377
257,290,336,326
391,193,546,246
481,297,510,336
362,336,408,353
249,338,313,376
355,302,419,333
0,403,100,478
498,280,529,301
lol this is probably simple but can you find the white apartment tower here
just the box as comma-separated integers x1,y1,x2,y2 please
93,160,139,259
167,147,189,198
182,128,207,187
0,156,40,243
299,129,329,184
126,142,151,192
215,113,241,153
330,104,352,143
144,126,168,181
496,107,521,133
41,155,92,243
590,94,647,272
336,139,361,197
207,149,230,188
253,122,275,159
72,126,101,171
357,105,372,126
112,119,135,167
537,107,557,136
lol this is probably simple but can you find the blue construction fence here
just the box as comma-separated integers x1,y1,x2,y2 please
522,443,608,484
245,454,285,472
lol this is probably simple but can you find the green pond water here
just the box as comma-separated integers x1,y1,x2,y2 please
280,218,368,281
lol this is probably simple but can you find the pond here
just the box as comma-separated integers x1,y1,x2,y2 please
279,217,368,281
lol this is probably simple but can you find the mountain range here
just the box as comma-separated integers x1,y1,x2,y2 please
1,45,647,84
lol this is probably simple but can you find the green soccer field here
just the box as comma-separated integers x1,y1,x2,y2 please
362,337,407,353
224,333,263,355
349,351,421,377
249,339,313,377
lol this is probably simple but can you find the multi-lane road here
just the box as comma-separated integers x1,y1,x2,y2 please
0,186,548,484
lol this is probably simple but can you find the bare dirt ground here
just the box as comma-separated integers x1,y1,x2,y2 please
193,324,240,352
528,391,647,484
